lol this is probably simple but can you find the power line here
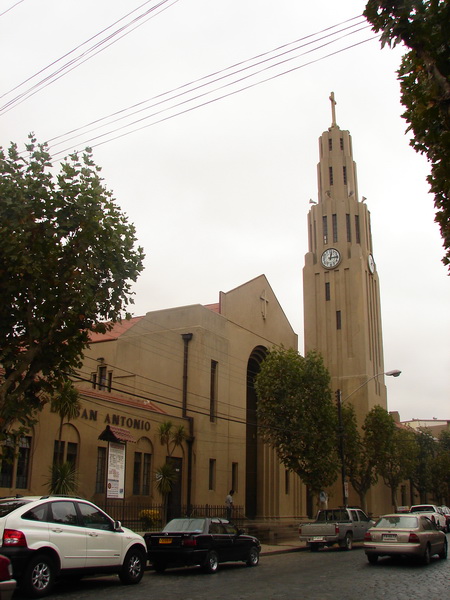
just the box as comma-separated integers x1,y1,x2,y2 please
0,0,180,113
0,0,25,18
48,19,375,158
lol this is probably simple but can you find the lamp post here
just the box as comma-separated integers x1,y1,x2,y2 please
336,369,401,506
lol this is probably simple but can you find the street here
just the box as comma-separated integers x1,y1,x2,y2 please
13,538,450,600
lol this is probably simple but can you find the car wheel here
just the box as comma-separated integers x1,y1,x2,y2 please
153,560,167,574
246,546,260,567
119,547,146,584
422,544,431,565
342,533,353,551
438,538,448,560
202,550,219,574
367,554,378,565
22,553,56,598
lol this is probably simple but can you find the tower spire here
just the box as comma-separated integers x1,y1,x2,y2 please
329,91,337,127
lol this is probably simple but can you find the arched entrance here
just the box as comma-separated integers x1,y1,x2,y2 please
245,345,267,519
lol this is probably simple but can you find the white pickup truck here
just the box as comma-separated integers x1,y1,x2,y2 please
298,507,373,551
409,504,447,530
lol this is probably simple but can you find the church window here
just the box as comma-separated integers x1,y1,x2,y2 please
95,447,106,493
98,366,107,390
355,215,361,243
340,138,344,150
328,138,332,151
343,166,347,185
232,462,239,492
322,216,328,245
346,214,351,242
209,459,216,490
332,214,338,243
336,311,342,330
133,452,152,495
285,470,290,495
210,360,218,422
329,167,334,186
15,437,31,489
325,282,330,301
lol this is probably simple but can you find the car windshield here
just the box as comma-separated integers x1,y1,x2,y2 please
410,506,434,513
163,518,206,533
316,510,349,522
375,516,418,529
0,499,31,518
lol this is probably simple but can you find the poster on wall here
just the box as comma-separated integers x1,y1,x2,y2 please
107,442,126,499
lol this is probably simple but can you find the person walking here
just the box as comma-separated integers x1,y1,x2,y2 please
225,489,234,521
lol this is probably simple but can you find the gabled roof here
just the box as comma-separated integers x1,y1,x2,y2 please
77,387,166,415
89,316,144,343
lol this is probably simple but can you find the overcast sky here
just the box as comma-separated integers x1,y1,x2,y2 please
1,0,448,422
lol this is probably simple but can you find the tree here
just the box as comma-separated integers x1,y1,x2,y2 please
364,406,418,509
50,381,81,460
254,348,339,504
0,136,145,438
341,403,379,513
364,1,450,270
410,428,438,502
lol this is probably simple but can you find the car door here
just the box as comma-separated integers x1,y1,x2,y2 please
208,522,233,561
354,510,371,541
223,522,247,560
48,501,87,569
77,502,123,567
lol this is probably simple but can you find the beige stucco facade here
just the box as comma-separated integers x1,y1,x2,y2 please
1,276,307,520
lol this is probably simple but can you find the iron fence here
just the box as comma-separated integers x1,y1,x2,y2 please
98,501,245,532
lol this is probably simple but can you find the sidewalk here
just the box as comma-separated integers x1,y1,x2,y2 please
259,538,307,555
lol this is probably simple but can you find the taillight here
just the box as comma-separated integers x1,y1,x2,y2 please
298,526,302,535
364,532,372,541
182,538,197,547
335,524,340,534
408,533,420,543
3,529,27,547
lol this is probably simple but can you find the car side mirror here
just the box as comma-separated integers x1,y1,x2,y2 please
114,520,123,532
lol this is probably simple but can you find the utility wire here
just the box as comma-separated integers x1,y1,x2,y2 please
0,0,25,18
50,26,376,158
0,0,179,113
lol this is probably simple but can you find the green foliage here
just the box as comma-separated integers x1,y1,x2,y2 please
341,403,379,512
158,421,186,457
254,347,339,497
364,1,450,270
410,428,438,501
364,406,419,508
0,136,145,437
50,381,81,451
47,461,78,495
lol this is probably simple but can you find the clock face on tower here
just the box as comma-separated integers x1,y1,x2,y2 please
321,248,341,269
368,254,375,274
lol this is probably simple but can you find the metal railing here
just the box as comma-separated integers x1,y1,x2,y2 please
98,501,245,532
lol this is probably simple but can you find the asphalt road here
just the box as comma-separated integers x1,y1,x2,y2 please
13,538,450,600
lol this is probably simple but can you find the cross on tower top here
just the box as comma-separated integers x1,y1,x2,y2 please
329,91,337,127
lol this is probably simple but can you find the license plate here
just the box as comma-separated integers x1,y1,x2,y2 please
382,534,397,541
159,538,172,544
312,536,325,541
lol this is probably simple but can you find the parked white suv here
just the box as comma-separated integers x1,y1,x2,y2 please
410,504,447,530
0,496,147,597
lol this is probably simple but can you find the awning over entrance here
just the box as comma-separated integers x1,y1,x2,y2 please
98,424,137,444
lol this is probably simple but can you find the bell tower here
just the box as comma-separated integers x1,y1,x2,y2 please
303,93,387,425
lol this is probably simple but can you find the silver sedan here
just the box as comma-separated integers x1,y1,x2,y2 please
364,514,448,565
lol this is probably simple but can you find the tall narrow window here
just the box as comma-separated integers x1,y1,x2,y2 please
340,137,344,150
355,215,361,243
232,462,239,492
91,373,97,389
329,166,334,186
208,459,216,491
332,214,338,243
133,452,142,495
322,216,328,245
143,453,152,496
98,366,107,390
210,360,218,422
66,442,78,466
328,138,332,151
346,214,351,242
0,444,14,487
107,371,112,393
95,447,106,493
343,166,347,185
325,282,331,301
53,441,65,465
336,311,342,330
15,437,31,489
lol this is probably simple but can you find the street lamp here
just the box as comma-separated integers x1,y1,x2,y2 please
336,369,402,506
